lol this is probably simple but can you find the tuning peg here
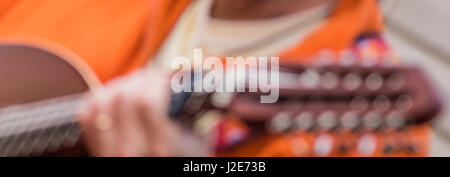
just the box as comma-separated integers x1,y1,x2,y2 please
357,134,378,156
290,137,311,157
340,111,360,131
373,95,392,113
267,112,293,133
385,111,407,130
366,73,384,91
362,111,383,131
395,95,413,112
317,111,338,131
387,73,405,91
321,72,340,90
294,112,315,131
343,73,362,91
299,69,321,89
313,134,334,157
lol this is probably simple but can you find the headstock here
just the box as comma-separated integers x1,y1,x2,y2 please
225,65,441,131
170,64,441,155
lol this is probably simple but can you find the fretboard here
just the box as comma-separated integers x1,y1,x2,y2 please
0,94,84,157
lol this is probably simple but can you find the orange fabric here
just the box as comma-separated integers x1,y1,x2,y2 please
139,0,385,66
0,0,153,82
0,0,382,81
125,0,191,72
280,0,384,62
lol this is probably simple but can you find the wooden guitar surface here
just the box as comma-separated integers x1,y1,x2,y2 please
0,43,97,156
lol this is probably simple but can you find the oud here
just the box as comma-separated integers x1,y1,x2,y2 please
0,42,441,157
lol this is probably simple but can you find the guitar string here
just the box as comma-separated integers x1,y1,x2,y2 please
0,95,83,132
0,94,84,156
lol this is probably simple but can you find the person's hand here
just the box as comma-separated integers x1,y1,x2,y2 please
78,69,211,157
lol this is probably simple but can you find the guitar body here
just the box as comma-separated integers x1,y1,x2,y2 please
0,42,98,156
0,43,95,106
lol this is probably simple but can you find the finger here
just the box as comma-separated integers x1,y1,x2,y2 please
80,88,119,156
113,77,151,156
138,74,178,156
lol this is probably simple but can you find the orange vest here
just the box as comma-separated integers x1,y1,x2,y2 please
0,0,153,82
0,0,382,82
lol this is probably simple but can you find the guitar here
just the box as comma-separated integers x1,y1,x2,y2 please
180,64,441,157
0,43,441,157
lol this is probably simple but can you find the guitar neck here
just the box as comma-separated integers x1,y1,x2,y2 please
0,94,84,157
0,86,198,157
0,89,197,157
0,65,440,157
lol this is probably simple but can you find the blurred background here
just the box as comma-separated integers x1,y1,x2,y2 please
381,0,450,156
1,0,450,157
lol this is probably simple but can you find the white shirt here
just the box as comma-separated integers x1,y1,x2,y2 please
152,0,333,70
